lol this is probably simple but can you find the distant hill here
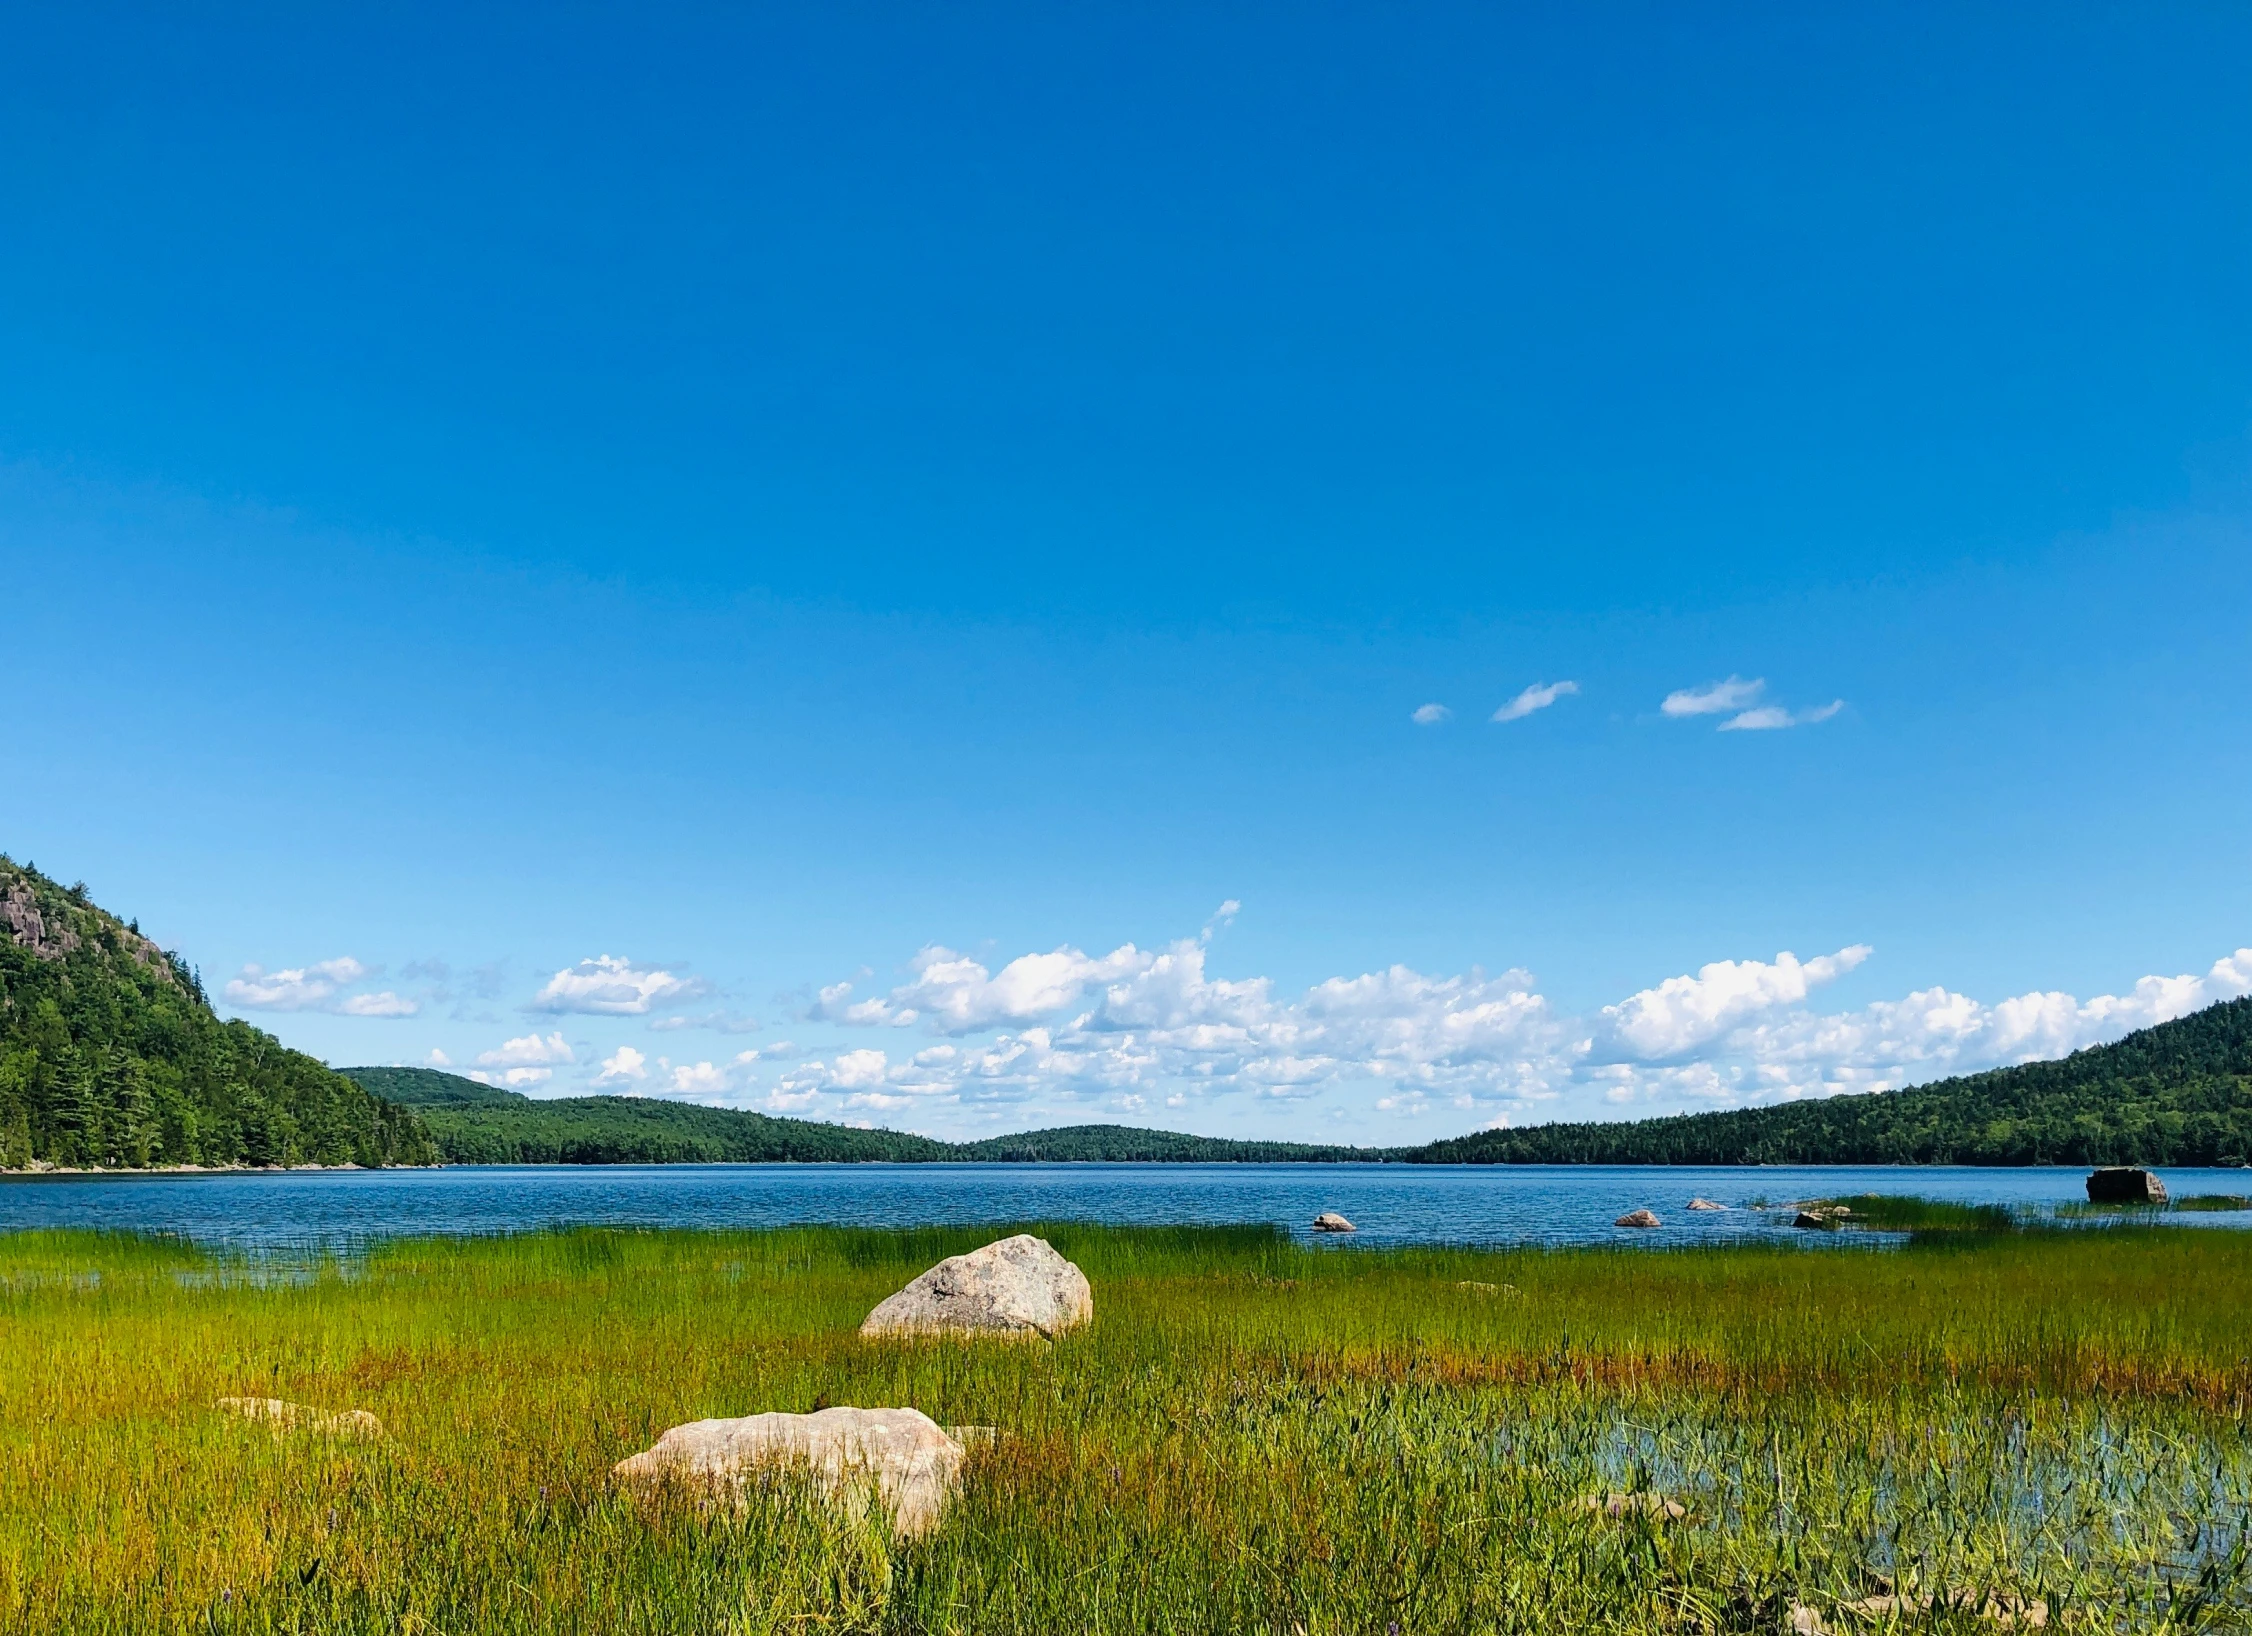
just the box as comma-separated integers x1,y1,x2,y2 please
1409,997,2252,1167
0,859,436,1169
347,1069,1379,1165
950,1123,1372,1163
348,1067,951,1163
354,998,2252,1170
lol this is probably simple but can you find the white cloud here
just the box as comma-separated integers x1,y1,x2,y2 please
223,957,418,1018
1661,676,1764,717
424,1048,453,1068
1591,947,1871,1061
598,1045,648,1083
668,1060,727,1095
1411,702,1451,725
648,1011,761,1034
1720,699,1844,732
1492,680,1579,722
832,1048,890,1089
476,1032,575,1068
762,917,2252,1134
529,955,708,1016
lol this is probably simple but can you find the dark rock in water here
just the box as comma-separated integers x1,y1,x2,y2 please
1614,1208,1661,1228
2086,1167,2168,1205
1793,1211,1834,1230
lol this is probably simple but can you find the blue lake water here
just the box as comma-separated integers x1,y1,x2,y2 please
1,1162,2247,1251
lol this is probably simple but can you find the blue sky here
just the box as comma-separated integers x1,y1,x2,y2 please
6,3,2250,1141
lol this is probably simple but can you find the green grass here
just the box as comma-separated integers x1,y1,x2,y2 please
4,1223,2251,1633
1804,1194,2022,1233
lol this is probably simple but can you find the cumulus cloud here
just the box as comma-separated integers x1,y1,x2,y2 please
223,957,419,1018
1492,680,1579,722
476,1032,575,1068
529,956,708,1016
598,1045,648,1083
746,917,2252,1133
1411,702,1451,725
1661,676,1764,717
1591,947,1871,1061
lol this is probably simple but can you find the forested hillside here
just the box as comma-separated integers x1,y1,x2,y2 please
349,1069,1373,1164
0,860,435,1169
1411,997,2252,1167
951,1124,1370,1162
349,1067,952,1163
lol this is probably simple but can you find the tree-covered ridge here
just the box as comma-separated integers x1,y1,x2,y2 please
1410,996,2252,1167
349,1067,950,1163
950,1124,1371,1163
351,1069,1375,1164
356,997,2252,1169
0,859,435,1170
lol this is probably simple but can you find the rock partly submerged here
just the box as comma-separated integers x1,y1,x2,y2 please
2086,1166,2167,1205
1614,1208,1662,1229
1311,1211,1356,1233
215,1397,382,1441
613,1406,965,1539
1686,1197,1727,1211
860,1233,1092,1339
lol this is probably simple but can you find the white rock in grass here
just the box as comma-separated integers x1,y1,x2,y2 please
613,1407,964,1539
215,1397,382,1440
859,1234,1092,1339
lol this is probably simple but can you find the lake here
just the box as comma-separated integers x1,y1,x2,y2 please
3,1161,2248,1250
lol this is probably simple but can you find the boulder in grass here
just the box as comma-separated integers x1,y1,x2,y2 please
1581,1490,1686,1521
1311,1211,1356,1233
1685,1197,1727,1211
860,1234,1092,1339
2086,1167,2167,1205
613,1407,963,1539
215,1397,382,1440
1614,1208,1662,1228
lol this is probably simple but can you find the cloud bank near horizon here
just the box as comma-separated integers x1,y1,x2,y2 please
516,923,2252,1134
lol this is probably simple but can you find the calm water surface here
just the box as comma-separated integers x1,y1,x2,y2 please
2,1162,2247,1250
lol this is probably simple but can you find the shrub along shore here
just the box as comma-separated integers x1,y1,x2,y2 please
3,1220,2249,1632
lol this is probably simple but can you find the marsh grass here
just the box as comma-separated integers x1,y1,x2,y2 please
1804,1195,2022,1234
3,1222,2249,1633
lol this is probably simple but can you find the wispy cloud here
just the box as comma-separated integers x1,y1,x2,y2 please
1411,702,1451,725
1661,676,1765,717
223,957,418,1018
529,955,708,1016
648,1010,762,1034
1492,680,1579,722
1719,700,1844,731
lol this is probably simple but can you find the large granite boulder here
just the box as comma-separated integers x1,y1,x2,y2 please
860,1234,1092,1339
2086,1167,2168,1205
1614,1209,1662,1228
613,1406,963,1539
1311,1211,1356,1233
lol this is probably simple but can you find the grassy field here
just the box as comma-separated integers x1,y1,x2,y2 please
3,1221,2249,1634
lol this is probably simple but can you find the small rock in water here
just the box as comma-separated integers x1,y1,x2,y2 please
1311,1211,1356,1233
1685,1197,1727,1211
860,1234,1092,1339
2086,1166,2167,1205
613,1406,963,1539
1614,1208,1662,1228
214,1397,382,1440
